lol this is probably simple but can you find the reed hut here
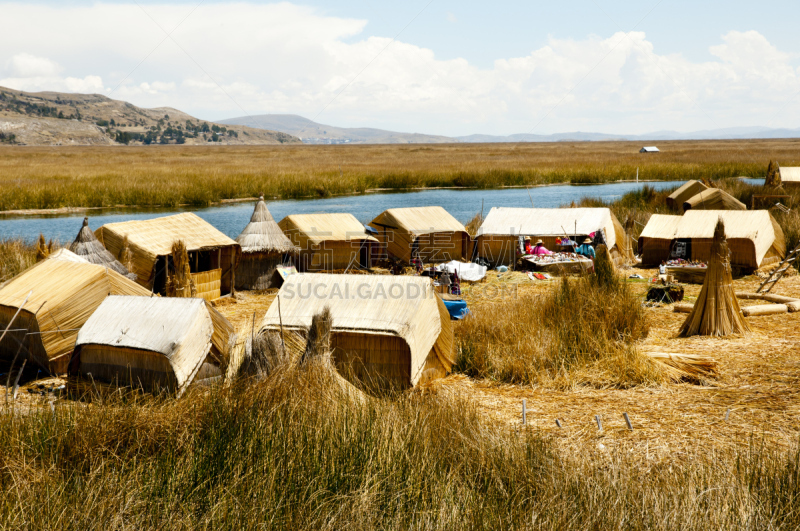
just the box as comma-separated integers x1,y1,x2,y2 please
48,248,88,264
637,210,785,270
278,214,378,271
666,180,709,210
679,220,749,337
74,296,235,396
683,188,746,211
475,207,634,267
260,274,454,389
235,196,298,290
69,217,136,279
0,260,151,374
96,213,241,300
778,167,800,187
368,206,469,264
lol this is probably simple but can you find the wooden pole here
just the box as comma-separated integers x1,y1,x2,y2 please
623,412,633,430
595,415,602,431
277,295,286,356
522,399,527,425
11,359,26,401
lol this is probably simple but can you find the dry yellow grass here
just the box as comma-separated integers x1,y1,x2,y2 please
1,138,799,210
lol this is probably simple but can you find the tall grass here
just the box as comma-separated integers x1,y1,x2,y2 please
0,239,39,283
0,139,795,210
455,268,655,387
2,362,800,529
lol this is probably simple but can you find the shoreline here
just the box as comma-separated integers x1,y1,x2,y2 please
0,179,680,218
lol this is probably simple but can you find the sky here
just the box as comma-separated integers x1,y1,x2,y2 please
2,1,800,136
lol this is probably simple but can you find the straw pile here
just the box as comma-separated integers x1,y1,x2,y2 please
645,352,719,383
679,219,749,337
69,217,135,279
166,240,196,298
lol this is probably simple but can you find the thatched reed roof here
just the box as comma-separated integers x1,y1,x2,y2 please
779,167,800,184
369,206,467,236
667,180,708,210
260,273,453,387
96,213,241,289
69,217,135,279
476,207,633,261
684,188,746,211
278,213,378,248
75,296,235,397
48,248,88,264
236,196,298,254
0,260,152,373
637,210,784,269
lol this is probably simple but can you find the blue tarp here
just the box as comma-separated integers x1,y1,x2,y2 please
443,299,470,320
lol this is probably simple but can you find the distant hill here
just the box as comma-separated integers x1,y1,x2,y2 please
455,127,800,143
218,114,453,144
221,112,800,145
0,87,300,146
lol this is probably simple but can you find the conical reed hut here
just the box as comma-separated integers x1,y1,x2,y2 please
69,217,136,280
679,219,749,337
235,196,298,290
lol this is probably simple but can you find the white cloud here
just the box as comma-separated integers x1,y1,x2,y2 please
0,3,799,135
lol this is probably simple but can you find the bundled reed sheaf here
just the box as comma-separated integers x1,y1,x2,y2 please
679,219,749,337
35,233,52,262
166,240,196,298
592,243,617,289
68,217,135,279
118,235,134,273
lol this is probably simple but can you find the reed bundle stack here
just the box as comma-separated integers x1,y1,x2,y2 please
69,217,135,279
166,240,196,298
593,244,616,288
235,196,299,290
35,234,52,262
679,219,749,337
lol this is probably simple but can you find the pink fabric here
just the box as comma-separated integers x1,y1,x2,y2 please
531,244,552,255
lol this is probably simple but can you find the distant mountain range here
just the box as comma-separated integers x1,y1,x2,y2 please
0,87,300,146
218,114,453,144
221,113,800,144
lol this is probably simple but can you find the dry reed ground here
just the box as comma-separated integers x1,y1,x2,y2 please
198,268,800,465
9,265,800,466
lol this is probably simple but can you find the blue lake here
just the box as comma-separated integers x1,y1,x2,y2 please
0,179,763,243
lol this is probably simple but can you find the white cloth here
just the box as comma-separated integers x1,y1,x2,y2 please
436,260,488,282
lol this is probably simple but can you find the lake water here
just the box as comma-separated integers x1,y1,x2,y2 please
0,179,763,243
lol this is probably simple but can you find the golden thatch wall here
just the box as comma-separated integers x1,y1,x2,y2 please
235,252,285,290
639,238,672,266
192,269,221,301
332,332,412,389
296,242,369,271
80,345,178,392
371,226,467,264
0,308,53,372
